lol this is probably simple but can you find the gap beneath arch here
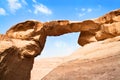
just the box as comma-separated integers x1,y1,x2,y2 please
36,32,80,59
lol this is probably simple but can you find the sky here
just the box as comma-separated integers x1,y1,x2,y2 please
0,0,120,58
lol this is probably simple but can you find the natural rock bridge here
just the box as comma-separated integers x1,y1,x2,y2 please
3,9,120,57
0,9,120,80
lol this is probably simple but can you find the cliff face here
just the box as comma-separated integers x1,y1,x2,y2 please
0,9,120,80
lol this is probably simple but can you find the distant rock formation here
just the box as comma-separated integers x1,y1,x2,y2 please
0,9,120,80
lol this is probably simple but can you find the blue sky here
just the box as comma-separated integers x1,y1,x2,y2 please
0,0,120,58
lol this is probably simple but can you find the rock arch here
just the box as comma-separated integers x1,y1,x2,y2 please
5,8,120,57
0,9,120,80
5,20,100,57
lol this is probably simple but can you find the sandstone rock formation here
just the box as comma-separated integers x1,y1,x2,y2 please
0,34,34,80
0,9,120,80
42,36,120,80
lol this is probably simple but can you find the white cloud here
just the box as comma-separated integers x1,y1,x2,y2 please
78,13,85,17
0,8,6,16
81,8,86,12
7,0,22,13
54,41,67,48
77,8,93,17
54,40,78,54
33,4,52,15
87,8,92,13
80,8,93,13
21,0,27,5
32,0,37,3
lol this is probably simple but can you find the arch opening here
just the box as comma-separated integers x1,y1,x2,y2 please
36,32,80,59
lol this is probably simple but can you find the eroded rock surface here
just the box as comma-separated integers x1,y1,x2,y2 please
42,36,120,80
0,9,120,80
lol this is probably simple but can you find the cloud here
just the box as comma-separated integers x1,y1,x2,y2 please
32,0,37,3
54,40,77,54
80,8,93,13
21,0,27,5
78,13,85,17
7,0,22,13
33,4,52,15
77,8,93,17
81,8,86,12
87,8,92,12
54,41,67,48
0,8,7,16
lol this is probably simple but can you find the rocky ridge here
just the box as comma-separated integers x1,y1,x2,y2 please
0,9,120,80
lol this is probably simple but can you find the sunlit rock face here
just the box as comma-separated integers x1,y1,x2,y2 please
0,34,34,80
5,9,120,57
0,9,120,80
41,36,120,80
